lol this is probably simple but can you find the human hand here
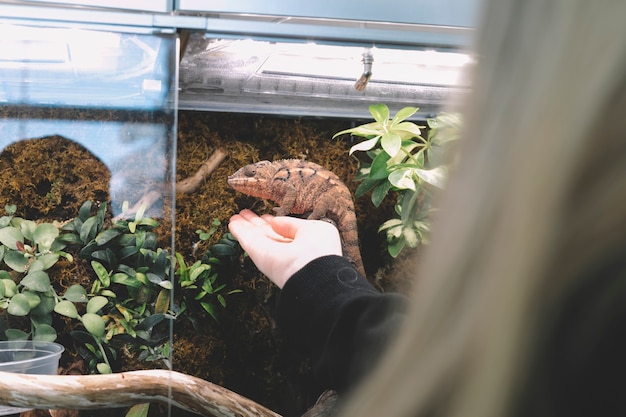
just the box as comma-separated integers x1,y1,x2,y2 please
228,209,342,288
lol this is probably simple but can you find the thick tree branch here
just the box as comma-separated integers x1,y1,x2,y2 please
0,369,280,417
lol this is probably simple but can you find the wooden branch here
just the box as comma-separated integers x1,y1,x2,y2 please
113,148,228,221
0,369,281,417
177,148,228,194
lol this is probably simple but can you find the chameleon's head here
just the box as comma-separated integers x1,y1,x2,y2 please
227,160,276,197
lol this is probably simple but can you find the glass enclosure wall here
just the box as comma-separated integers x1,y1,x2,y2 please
0,19,178,411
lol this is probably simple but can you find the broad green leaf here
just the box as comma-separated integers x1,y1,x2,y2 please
78,201,93,221
387,238,406,258
95,228,121,246
381,132,402,157
5,328,29,341
369,103,390,124
38,253,60,270
390,107,418,125
33,323,57,342
388,168,417,191
1,278,17,297
7,293,30,316
54,300,79,318
64,284,88,302
82,313,105,338
369,151,391,180
3,249,28,272
0,226,23,250
33,223,59,251
349,136,380,155
31,293,55,315
16,219,37,242
393,121,423,139
87,296,109,314
371,181,392,207
355,178,383,199
20,270,51,292
22,291,41,309
413,166,448,189
80,216,99,243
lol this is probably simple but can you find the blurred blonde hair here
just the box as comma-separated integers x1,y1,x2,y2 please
342,1,626,416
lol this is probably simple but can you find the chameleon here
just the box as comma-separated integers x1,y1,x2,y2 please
227,159,365,276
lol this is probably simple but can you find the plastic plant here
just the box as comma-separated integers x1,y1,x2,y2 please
334,104,462,257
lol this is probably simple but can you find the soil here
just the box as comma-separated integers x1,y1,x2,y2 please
0,110,419,417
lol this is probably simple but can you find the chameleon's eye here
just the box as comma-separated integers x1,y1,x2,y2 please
244,166,256,177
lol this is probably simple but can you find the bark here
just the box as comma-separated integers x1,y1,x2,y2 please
0,369,280,417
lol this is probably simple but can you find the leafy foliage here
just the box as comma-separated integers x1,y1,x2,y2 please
334,104,462,257
0,201,242,377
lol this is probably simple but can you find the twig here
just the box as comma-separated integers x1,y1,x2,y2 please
114,148,228,220
177,148,228,194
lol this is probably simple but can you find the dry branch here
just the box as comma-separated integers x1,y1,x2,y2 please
177,148,228,194
114,148,227,220
0,369,280,417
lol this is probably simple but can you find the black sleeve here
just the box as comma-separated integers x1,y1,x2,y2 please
276,255,408,393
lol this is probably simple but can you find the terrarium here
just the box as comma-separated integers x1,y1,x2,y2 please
0,1,475,416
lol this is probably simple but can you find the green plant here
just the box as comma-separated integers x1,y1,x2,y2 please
176,230,242,324
0,205,73,341
334,104,462,257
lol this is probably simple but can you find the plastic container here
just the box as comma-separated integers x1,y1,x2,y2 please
0,341,65,416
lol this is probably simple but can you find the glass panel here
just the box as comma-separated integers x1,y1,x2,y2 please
0,22,177,416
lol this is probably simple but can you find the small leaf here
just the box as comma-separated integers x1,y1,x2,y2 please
78,201,93,221
349,136,380,155
126,403,150,417
381,132,402,158
0,226,23,250
5,328,29,341
82,313,105,338
389,168,417,191
54,300,79,318
22,291,42,309
80,216,99,243
3,249,28,272
369,151,392,180
95,228,121,246
155,289,170,314
1,278,17,297
87,296,109,314
64,284,88,302
20,270,51,292
8,293,31,316
33,323,57,342
37,253,60,271
390,106,418,125
413,166,448,189
369,103,390,124
371,181,392,207
96,362,112,374
91,261,111,287
31,293,55,315
33,223,59,251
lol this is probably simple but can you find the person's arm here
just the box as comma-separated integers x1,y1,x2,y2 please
228,209,407,393
277,255,407,393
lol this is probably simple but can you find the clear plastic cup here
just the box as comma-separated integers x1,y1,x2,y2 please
0,341,64,415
